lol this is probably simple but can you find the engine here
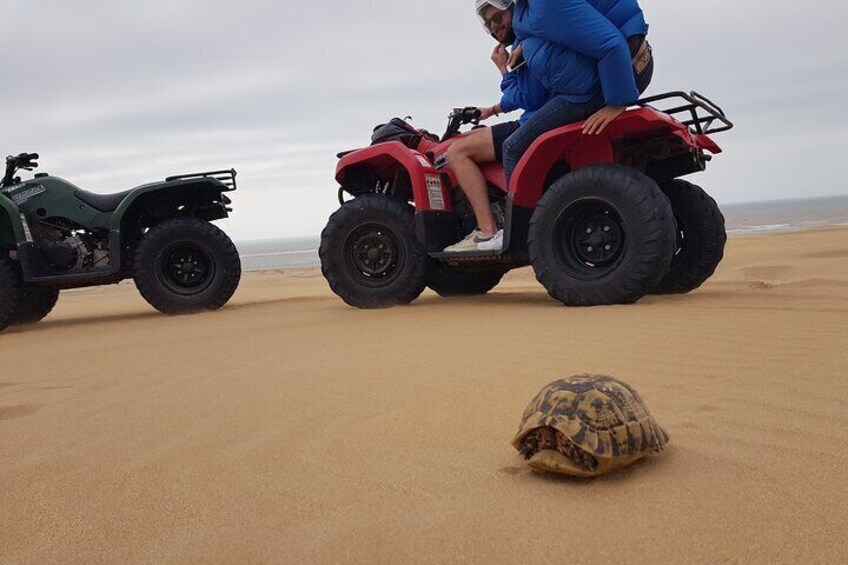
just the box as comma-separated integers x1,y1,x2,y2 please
31,219,109,272
451,186,506,237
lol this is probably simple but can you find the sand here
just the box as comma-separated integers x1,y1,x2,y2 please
1,227,847,564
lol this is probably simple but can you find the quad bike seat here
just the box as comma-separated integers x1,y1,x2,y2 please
74,189,135,212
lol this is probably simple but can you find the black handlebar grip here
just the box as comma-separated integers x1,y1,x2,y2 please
14,152,38,163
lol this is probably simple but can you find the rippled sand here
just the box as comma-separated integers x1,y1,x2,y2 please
1,227,846,564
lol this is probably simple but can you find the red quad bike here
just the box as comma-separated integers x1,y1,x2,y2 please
320,92,734,308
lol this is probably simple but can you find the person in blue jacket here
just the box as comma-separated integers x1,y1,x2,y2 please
501,0,655,187
443,0,551,253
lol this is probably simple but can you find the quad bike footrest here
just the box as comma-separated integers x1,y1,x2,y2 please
429,250,504,262
429,250,529,268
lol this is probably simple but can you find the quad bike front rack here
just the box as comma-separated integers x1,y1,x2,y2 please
637,91,734,136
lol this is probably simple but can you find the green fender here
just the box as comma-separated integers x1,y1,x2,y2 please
104,177,233,231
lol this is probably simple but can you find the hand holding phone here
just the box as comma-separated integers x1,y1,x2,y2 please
506,44,525,73
507,59,526,73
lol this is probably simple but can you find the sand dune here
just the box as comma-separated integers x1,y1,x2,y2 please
1,228,847,564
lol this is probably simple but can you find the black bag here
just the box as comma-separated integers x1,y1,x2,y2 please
371,118,422,147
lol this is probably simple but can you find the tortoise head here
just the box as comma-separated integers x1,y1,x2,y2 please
520,427,599,474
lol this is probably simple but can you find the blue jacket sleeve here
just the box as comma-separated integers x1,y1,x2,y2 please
500,69,549,115
499,72,522,114
527,0,639,106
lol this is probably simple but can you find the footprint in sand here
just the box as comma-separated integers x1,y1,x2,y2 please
499,466,523,476
0,404,40,422
801,250,848,259
741,265,791,280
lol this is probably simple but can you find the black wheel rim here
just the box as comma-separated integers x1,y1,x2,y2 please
344,223,405,288
552,199,626,280
157,243,216,295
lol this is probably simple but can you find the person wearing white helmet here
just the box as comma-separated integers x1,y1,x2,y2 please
443,0,549,253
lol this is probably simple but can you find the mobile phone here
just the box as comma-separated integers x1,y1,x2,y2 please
507,59,527,73
506,48,526,73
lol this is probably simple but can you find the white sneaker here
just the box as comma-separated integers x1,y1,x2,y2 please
443,229,504,253
477,229,504,251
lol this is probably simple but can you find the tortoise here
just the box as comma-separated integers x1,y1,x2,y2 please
512,375,669,477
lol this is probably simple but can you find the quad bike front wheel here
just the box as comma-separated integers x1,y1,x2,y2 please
528,164,676,306
651,179,726,295
320,194,428,308
11,285,60,326
0,256,23,332
134,218,241,314
426,265,507,297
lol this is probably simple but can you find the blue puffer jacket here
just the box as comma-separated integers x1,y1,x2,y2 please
499,56,550,124
518,35,600,105
514,0,649,107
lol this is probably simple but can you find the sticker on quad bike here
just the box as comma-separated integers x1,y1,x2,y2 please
19,213,33,242
5,184,47,205
425,175,445,211
414,154,432,169
1,182,25,194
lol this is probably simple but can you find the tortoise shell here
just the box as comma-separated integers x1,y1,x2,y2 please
512,375,669,477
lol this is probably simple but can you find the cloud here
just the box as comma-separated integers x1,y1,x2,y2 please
2,0,847,239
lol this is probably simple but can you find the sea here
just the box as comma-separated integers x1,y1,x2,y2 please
235,194,848,272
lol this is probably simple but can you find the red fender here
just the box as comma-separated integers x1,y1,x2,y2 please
509,107,723,208
335,141,452,212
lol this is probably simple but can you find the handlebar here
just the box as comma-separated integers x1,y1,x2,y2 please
441,107,483,141
6,152,38,169
2,152,40,187
453,107,482,124
6,153,38,163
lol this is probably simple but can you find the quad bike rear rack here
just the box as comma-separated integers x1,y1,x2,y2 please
637,91,734,135
166,169,238,190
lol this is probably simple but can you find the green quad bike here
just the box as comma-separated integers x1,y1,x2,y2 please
0,152,242,333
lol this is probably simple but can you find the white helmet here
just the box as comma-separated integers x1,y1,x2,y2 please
475,0,513,15
475,0,514,26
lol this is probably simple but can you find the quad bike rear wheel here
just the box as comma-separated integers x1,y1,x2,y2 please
320,194,428,308
134,218,241,314
426,265,507,297
11,285,60,326
0,256,23,332
528,164,676,306
651,179,726,295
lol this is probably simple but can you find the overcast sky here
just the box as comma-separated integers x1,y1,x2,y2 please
2,0,847,240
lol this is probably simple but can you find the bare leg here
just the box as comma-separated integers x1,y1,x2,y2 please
446,128,498,236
